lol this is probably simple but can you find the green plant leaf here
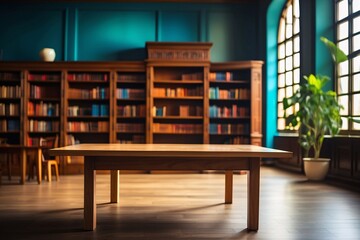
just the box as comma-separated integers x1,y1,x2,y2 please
320,37,348,64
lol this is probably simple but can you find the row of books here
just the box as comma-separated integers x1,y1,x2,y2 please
209,87,250,100
28,102,59,117
152,105,203,117
29,120,59,132
209,105,249,118
27,137,42,146
153,87,203,97
68,104,109,117
116,88,145,99
117,105,146,117
0,103,19,116
209,72,239,81
209,123,250,134
0,72,20,81
0,85,21,98
67,121,109,132
116,135,145,144
30,85,60,99
67,73,109,82
0,119,19,131
117,74,145,82
152,123,202,133
116,123,144,133
27,136,57,147
28,73,61,81
68,87,109,99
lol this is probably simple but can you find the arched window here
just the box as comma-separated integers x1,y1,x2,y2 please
277,0,300,131
336,0,360,132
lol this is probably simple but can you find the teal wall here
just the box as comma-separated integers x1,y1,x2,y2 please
266,0,286,147
0,2,260,62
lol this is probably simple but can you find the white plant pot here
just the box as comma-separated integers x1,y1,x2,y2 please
303,157,330,181
39,48,56,62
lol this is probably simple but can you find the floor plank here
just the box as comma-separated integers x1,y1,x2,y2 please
0,166,359,240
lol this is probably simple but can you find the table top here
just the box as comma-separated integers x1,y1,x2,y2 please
49,144,292,158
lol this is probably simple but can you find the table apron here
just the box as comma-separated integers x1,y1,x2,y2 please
87,156,253,171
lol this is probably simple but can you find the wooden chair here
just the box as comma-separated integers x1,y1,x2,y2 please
40,135,60,182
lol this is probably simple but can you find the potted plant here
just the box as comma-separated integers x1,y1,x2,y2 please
282,37,347,180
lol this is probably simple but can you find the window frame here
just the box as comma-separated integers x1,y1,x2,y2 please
277,0,300,132
335,0,360,134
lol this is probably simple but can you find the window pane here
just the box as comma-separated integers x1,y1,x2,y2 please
353,94,360,115
353,55,360,73
294,36,300,52
294,53,300,67
338,60,349,76
286,40,293,56
339,39,349,55
353,121,360,130
286,71,292,86
339,95,349,115
278,119,285,130
295,102,299,112
278,59,285,73
286,24,293,39
353,16,360,34
286,4,293,23
338,76,349,94
293,84,299,93
338,21,349,40
353,34,360,52
353,0,360,13
286,56,293,71
278,88,285,102
294,68,300,83
278,43,285,59
341,117,348,130
278,18,285,42
337,0,348,21
294,0,299,18
286,86,293,97
294,19,300,34
285,105,293,116
279,73,285,87
353,74,360,91
278,103,284,117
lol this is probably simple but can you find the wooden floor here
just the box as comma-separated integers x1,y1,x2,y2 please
0,166,359,240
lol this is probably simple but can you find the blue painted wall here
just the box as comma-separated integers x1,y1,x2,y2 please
0,2,260,62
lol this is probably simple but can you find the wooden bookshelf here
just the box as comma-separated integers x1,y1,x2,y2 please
0,46,263,173
24,70,62,147
0,71,23,145
210,61,263,146
146,42,212,144
114,62,146,144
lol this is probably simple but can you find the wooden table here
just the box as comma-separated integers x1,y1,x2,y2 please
0,145,44,184
49,143,292,231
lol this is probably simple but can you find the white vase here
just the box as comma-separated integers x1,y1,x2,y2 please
39,48,56,62
303,158,330,181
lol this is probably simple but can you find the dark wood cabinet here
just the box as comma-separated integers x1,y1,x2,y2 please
274,135,360,189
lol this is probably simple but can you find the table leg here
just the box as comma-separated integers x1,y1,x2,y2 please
84,157,96,230
110,170,119,203
247,157,260,231
225,170,233,204
36,148,42,184
20,149,26,185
